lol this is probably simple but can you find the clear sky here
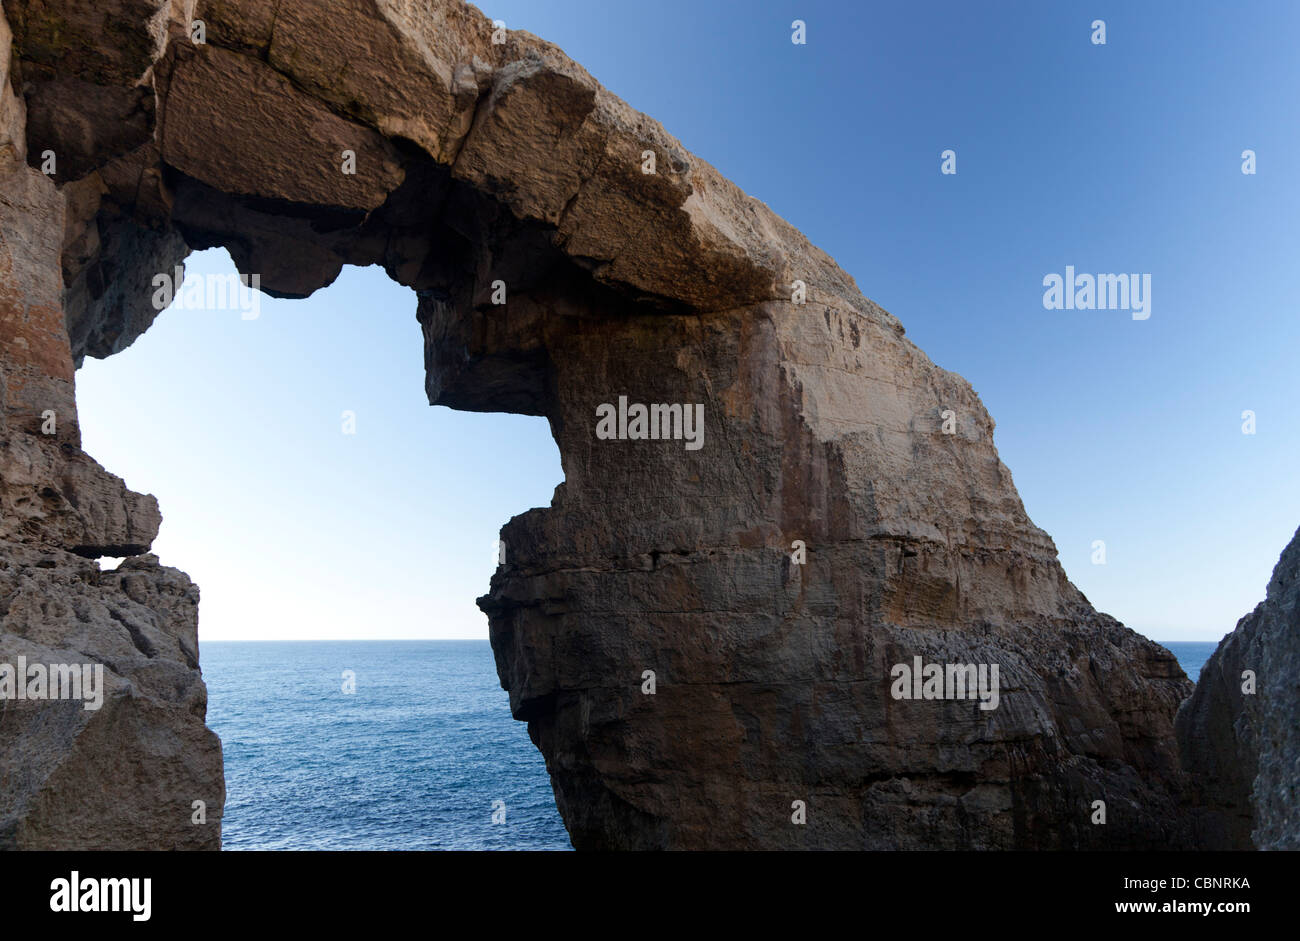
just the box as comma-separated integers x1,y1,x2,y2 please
77,0,1300,642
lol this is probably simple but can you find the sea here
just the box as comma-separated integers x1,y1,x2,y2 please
1162,641,1217,685
203,641,571,851
202,638,1219,850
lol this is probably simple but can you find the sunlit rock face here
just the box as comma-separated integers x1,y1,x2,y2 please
1,0,1209,849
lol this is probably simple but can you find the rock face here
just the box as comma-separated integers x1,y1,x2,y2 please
0,0,1213,849
0,0,222,848
0,544,222,848
1177,526,1300,850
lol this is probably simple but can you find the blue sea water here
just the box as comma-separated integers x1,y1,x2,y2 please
202,640,572,850
203,638,1219,850
1161,641,1218,682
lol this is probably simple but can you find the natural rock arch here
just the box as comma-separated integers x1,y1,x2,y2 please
1,0,1208,849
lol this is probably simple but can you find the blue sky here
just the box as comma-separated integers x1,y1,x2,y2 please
77,1,1299,641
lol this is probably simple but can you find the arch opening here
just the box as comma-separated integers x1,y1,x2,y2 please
75,247,568,847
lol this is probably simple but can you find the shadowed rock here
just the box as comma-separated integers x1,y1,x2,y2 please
1177,525,1300,850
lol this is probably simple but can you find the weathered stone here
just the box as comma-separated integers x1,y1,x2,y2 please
65,210,188,365
1177,525,1300,849
4,0,175,87
0,2,26,165
0,110,161,552
23,78,154,182
2,0,212,849
5,0,1288,851
159,43,405,211
0,540,223,849
474,290,1193,849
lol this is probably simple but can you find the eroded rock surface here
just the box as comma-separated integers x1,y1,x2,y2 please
1,0,220,849
0,542,223,848
0,0,1221,849
1177,526,1300,850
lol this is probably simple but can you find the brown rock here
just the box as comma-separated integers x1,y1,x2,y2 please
3,0,1248,851
159,43,405,211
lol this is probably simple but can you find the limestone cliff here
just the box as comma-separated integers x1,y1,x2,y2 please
1,0,221,848
0,0,1217,849
1177,526,1300,850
